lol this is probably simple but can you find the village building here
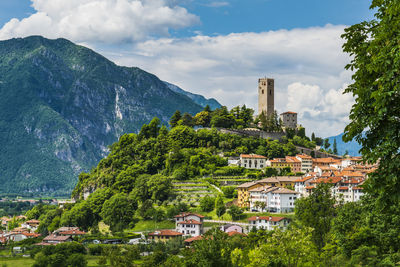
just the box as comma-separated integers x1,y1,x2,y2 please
267,158,291,169
148,230,183,242
174,213,204,237
248,216,290,231
285,156,302,173
42,234,73,244
280,111,298,129
294,175,316,196
237,181,262,208
248,185,299,213
296,154,313,173
238,154,267,170
220,224,243,234
21,219,40,232
257,176,300,188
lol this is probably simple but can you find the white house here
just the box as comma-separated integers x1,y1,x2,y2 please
295,154,313,173
294,176,315,197
238,154,267,170
176,219,203,237
21,219,40,232
268,187,299,213
249,186,300,213
247,216,290,231
220,224,244,234
174,213,204,237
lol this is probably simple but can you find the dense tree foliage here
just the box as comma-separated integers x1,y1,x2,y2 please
295,184,336,250
342,0,400,206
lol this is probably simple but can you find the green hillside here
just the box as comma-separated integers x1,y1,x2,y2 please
0,36,203,197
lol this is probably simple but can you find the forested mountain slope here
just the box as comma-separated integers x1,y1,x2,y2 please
0,36,203,196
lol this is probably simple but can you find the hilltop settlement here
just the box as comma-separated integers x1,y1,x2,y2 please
0,78,379,266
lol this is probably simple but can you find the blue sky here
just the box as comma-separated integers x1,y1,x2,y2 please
0,0,373,37
0,0,375,137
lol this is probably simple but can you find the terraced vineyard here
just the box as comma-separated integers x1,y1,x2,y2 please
172,180,219,205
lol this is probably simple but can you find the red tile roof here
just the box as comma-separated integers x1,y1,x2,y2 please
174,213,205,218
240,154,267,159
305,186,315,190
310,177,342,184
296,154,312,159
247,216,286,222
281,111,297,114
178,219,202,225
23,233,41,238
58,230,86,235
184,235,203,243
338,186,348,190
148,230,183,237
43,234,72,242
295,176,315,182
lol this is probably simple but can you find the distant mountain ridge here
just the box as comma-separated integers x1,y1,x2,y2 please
0,36,204,196
327,132,361,157
164,82,222,110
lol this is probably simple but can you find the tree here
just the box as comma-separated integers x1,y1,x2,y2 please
324,138,330,150
215,195,226,218
194,111,211,127
169,110,181,128
295,183,336,250
200,196,215,212
181,112,194,127
100,193,136,232
311,132,316,142
341,1,400,205
228,205,243,221
333,139,338,155
247,226,318,267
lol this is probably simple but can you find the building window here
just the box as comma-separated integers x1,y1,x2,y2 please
270,90,272,95
262,89,264,94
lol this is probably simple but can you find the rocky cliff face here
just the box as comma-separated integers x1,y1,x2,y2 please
0,36,203,196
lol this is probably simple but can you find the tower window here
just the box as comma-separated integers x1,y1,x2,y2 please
270,90,272,95
262,90,264,94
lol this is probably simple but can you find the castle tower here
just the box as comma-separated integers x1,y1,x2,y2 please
258,77,274,116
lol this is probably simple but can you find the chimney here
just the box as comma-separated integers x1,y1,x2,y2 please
269,216,272,221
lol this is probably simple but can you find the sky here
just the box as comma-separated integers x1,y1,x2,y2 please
0,0,374,137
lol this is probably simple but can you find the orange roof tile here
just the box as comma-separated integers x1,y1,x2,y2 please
174,213,205,218
184,236,203,243
311,177,342,184
296,154,312,159
178,219,202,225
148,230,183,237
240,154,267,159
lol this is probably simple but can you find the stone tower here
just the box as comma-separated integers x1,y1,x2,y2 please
258,77,274,116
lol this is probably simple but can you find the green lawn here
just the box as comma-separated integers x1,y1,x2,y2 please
0,257,34,267
130,220,175,232
0,255,108,267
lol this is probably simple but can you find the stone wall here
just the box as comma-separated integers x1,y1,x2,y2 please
217,128,285,141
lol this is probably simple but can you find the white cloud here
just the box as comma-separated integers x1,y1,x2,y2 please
0,0,199,43
287,83,354,137
105,24,353,137
0,2,352,137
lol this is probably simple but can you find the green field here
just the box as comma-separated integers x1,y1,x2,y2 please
0,257,34,267
130,220,175,232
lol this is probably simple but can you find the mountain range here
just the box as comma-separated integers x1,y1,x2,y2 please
0,36,220,197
